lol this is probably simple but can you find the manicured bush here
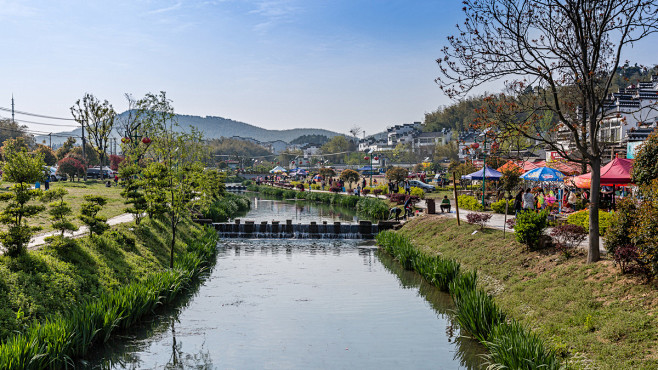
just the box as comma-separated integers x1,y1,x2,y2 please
458,195,484,211
491,199,514,214
605,198,637,255
330,186,342,193
310,183,321,190
514,210,548,250
361,187,371,195
410,186,425,199
613,245,640,274
388,193,420,205
566,209,613,235
466,212,493,229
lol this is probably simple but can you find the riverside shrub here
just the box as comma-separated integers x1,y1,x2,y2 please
566,209,613,235
466,212,492,229
514,210,548,250
457,195,483,211
604,198,637,255
356,197,388,220
491,199,514,214
410,186,425,199
550,224,587,258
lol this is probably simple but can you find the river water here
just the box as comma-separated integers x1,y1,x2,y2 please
86,194,484,369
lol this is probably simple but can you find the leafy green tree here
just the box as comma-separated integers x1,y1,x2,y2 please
41,188,77,238
55,137,77,160
0,148,46,256
79,195,109,237
319,167,336,179
631,130,658,187
433,141,459,162
0,119,33,149
34,144,57,166
340,169,360,189
141,162,169,220
70,93,116,174
119,163,148,225
386,166,408,183
321,136,355,163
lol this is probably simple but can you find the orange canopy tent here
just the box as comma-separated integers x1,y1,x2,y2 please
497,160,523,173
548,161,582,176
572,157,634,189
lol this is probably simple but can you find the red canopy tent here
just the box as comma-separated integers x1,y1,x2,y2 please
572,157,634,189
521,161,543,172
548,161,582,176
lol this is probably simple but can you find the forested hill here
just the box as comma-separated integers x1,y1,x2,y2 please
36,113,342,146
174,114,341,142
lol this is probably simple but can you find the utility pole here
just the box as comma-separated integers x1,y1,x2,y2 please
11,95,15,123
49,133,52,149
81,123,87,180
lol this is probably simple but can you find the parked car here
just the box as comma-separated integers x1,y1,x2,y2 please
44,166,67,181
86,166,113,179
408,179,436,192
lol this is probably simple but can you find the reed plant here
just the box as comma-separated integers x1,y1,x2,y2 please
376,230,561,369
0,226,219,368
484,320,561,370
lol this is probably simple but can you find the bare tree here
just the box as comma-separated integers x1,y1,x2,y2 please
436,0,658,263
71,93,116,176
349,125,362,141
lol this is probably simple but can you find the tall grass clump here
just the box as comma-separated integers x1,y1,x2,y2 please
356,197,389,220
202,193,251,222
452,287,506,342
484,320,561,370
376,230,561,369
0,226,219,368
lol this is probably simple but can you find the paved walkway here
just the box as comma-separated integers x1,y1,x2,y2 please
414,199,606,254
27,213,135,250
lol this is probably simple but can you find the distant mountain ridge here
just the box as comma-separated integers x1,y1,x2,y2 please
35,113,342,147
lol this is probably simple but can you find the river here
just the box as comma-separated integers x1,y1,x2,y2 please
86,193,484,369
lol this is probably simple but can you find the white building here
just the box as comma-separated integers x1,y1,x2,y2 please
557,75,658,157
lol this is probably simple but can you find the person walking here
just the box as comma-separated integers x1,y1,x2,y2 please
514,190,523,216
522,188,535,211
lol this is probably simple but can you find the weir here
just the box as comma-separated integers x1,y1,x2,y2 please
214,220,399,239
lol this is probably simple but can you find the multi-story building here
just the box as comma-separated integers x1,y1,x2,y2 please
556,75,658,158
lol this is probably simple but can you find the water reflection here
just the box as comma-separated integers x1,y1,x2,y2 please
238,193,366,223
376,251,486,369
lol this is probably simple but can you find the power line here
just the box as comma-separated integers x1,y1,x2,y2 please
11,118,79,128
0,106,76,121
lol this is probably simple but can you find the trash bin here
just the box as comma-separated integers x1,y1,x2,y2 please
426,199,436,214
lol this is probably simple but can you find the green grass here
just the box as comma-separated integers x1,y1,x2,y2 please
0,217,202,342
397,216,658,369
0,180,126,233
0,224,218,368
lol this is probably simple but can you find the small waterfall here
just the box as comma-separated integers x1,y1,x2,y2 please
214,220,394,239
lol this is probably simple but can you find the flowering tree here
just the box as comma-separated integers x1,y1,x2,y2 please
436,0,658,263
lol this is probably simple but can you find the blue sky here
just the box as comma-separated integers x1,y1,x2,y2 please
1,1,656,137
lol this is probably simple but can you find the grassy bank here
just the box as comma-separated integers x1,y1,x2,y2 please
248,184,389,220
0,213,215,366
397,215,657,369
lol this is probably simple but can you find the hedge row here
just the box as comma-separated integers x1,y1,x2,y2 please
248,184,389,220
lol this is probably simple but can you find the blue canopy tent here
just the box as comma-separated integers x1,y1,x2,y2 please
520,167,565,182
461,166,503,180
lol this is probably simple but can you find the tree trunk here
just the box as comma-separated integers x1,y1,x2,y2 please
170,217,176,269
587,157,601,263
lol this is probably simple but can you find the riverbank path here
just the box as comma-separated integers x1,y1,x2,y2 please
27,213,135,251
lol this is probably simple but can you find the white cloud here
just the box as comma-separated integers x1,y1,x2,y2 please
248,0,301,32
148,1,182,14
